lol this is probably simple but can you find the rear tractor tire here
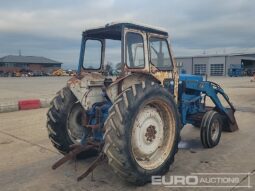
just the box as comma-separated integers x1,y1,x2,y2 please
200,110,222,148
103,81,181,185
46,87,97,158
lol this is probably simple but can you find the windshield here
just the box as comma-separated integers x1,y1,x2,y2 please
83,39,102,70
149,37,172,70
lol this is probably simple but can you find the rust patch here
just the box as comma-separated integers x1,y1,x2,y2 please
145,125,157,142
67,76,81,86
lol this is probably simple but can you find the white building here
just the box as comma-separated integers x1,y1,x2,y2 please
175,53,255,76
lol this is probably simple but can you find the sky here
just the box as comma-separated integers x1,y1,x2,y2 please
0,0,255,69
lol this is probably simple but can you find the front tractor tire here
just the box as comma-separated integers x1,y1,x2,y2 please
200,110,222,148
103,81,181,185
46,87,96,157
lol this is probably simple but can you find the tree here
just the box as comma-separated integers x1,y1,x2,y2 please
105,62,113,76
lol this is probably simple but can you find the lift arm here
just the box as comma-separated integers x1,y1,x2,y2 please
184,80,236,125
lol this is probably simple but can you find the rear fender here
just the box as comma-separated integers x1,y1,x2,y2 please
106,73,160,103
67,73,105,110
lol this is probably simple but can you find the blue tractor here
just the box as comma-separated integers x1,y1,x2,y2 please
47,22,238,185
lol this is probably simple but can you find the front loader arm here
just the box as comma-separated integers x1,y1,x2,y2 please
184,80,236,125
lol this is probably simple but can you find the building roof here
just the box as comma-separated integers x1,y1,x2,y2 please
176,52,255,59
0,55,62,64
83,22,168,40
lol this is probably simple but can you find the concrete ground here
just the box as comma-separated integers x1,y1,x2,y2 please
0,77,70,103
0,76,255,191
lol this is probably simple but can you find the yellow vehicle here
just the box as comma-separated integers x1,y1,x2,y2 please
14,71,21,77
52,69,68,76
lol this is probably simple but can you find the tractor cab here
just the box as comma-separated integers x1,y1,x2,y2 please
77,22,176,83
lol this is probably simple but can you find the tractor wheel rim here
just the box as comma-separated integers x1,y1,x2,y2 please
211,119,220,142
67,103,85,143
131,99,176,170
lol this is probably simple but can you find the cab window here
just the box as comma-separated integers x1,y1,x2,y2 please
149,37,172,70
83,39,102,70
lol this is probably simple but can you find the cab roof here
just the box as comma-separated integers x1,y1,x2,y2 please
83,22,168,40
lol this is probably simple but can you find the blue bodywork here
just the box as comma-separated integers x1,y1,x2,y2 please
177,74,234,126
83,74,234,143
178,74,204,125
81,92,112,144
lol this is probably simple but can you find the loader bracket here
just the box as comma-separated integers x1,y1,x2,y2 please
222,108,238,132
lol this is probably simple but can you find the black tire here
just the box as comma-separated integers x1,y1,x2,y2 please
103,81,181,185
46,87,97,158
200,110,222,148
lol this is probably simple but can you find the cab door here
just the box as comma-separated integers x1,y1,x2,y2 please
122,28,149,73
